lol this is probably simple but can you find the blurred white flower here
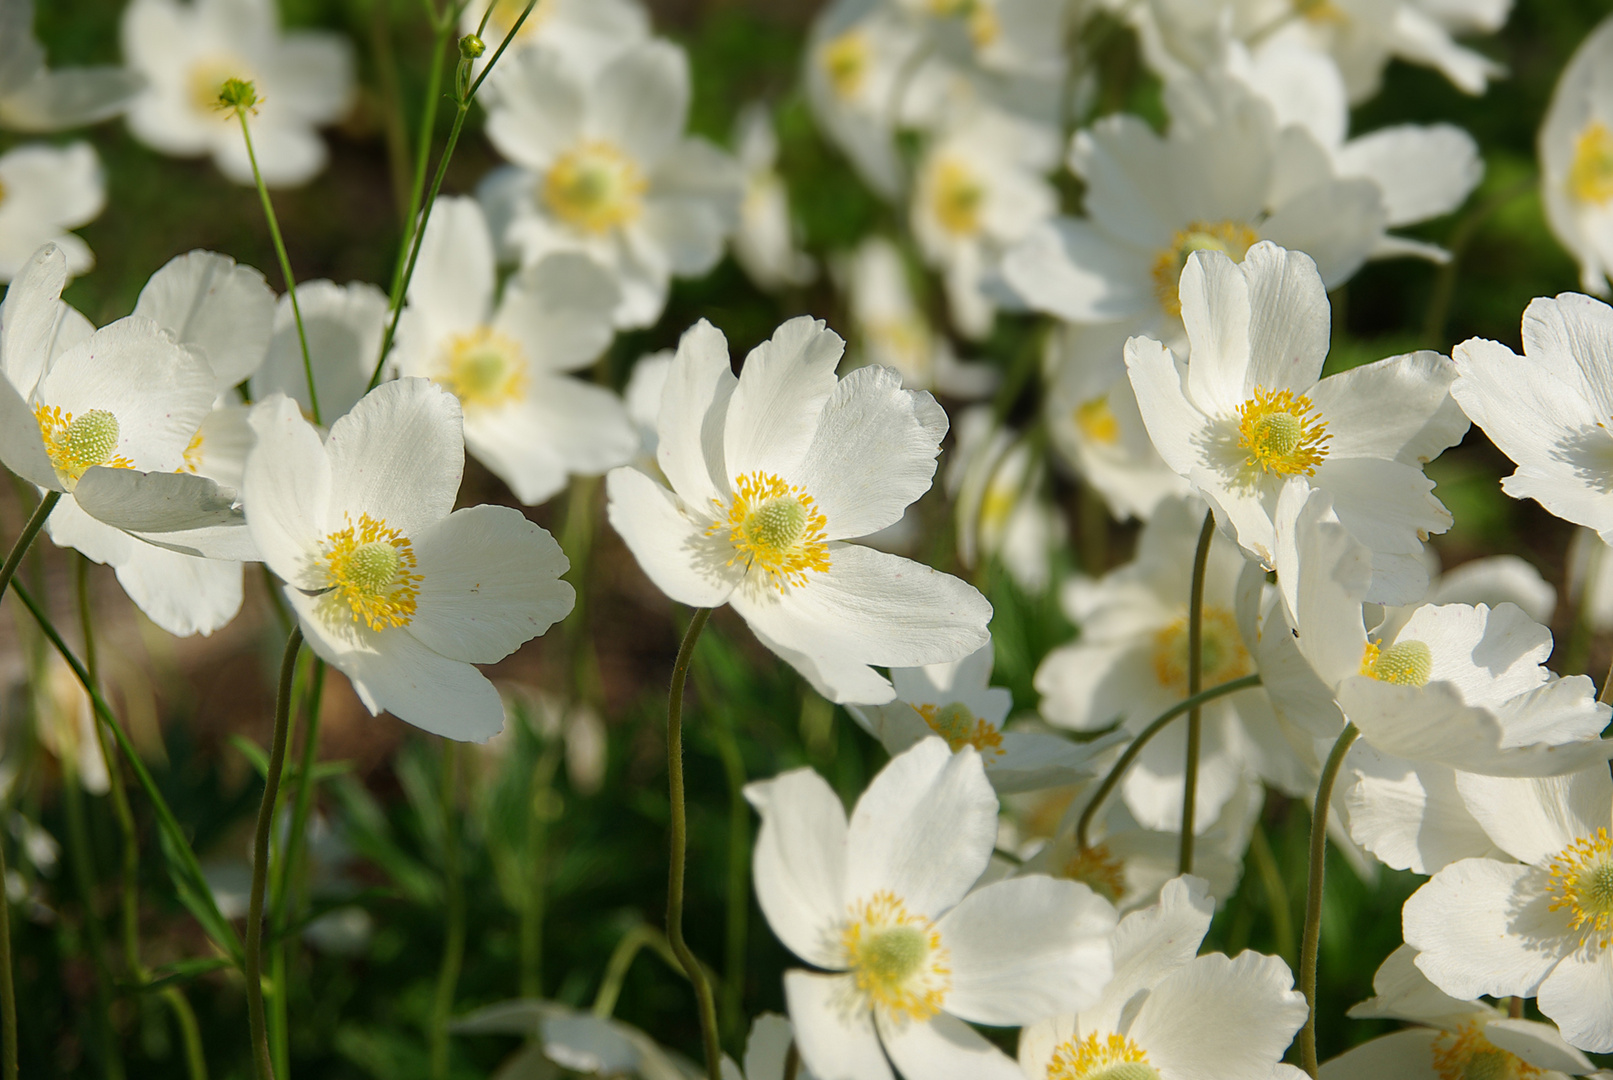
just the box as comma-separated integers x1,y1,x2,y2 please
623,348,672,466
723,1015,817,1080
0,0,141,131
120,0,355,187
732,103,816,292
459,0,649,82
1567,526,1613,633
0,142,104,281
252,278,389,424
454,999,699,1080
1542,16,1613,295
946,407,1064,594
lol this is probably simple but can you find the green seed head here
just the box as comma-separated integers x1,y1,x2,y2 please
65,409,120,468
926,703,977,743
348,541,401,593
1370,640,1433,686
860,926,927,984
459,33,486,59
1249,410,1302,461
744,497,808,553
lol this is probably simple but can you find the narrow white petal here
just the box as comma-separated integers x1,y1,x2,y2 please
656,318,737,509
244,394,331,588
723,316,844,483
1536,946,1613,1054
604,466,741,608
325,378,464,536
744,768,849,970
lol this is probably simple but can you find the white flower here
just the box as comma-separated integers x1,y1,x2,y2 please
453,999,697,1080
1125,241,1467,603
252,279,389,424
393,195,634,505
624,348,672,464
1403,764,1613,1052
1017,875,1307,1080
946,407,1064,595
724,1015,818,1080
848,638,1116,794
1320,945,1596,1080
120,0,355,187
0,0,141,131
458,0,648,82
1543,16,1613,295
1567,527,1613,633
605,316,992,705
733,103,816,292
0,142,104,281
242,378,575,741
747,737,1117,1080
480,39,742,329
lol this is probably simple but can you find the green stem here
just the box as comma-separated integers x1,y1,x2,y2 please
1074,674,1262,851
1247,820,1294,966
0,490,59,605
161,989,207,1080
1298,722,1359,1078
61,747,123,1080
591,924,685,1019
519,742,561,999
247,629,303,1080
269,659,324,1078
666,608,722,1080
369,0,413,222
1178,512,1215,875
712,711,749,1040
429,742,465,1080
235,109,319,426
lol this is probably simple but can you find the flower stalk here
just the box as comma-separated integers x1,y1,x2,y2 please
1178,511,1215,875
1298,721,1359,1078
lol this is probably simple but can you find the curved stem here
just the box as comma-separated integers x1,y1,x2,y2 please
161,989,207,1080
1075,674,1262,851
429,742,465,1080
247,629,303,1080
0,490,59,604
591,923,684,1019
1298,722,1359,1078
1178,512,1215,875
666,608,722,1080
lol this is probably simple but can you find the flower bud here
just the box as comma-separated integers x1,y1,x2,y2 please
459,34,485,60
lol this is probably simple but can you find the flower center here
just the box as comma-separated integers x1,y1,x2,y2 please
841,891,950,1022
1074,397,1120,446
1150,220,1260,318
1059,843,1125,905
317,513,422,631
1359,639,1433,686
486,0,555,40
1048,1033,1159,1080
543,140,647,235
1236,386,1330,477
34,405,133,489
179,430,205,474
710,471,831,591
1293,0,1347,23
913,702,1005,757
1570,122,1613,206
820,29,870,100
928,158,985,236
439,326,527,410
1431,1021,1541,1080
1547,826,1613,948
1151,607,1251,696
188,54,252,116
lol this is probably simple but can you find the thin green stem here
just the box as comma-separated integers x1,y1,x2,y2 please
666,608,722,1080
1600,648,1613,707
1178,512,1215,875
1247,820,1294,966
61,748,123,1080
1298,722,1359,1078
1074,674,1262,851
386,20,449,305
0,490,59,604
712,711,749,1040
429,742,465,1080
247,629,303,1080
591,924,685,1019
268,659,324,1077
161,989,207,1080
519,742,561,999
369,0,413,222
235,109,319,426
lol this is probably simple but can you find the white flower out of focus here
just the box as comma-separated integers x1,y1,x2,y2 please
458,0,649,82
243,378,575,741
0,142,105,281
394,195,635,505
480,39,742,329
120,0,355,187
732,102,816,293
1539,14,1613,294
946,406,1064,595
0,0,141,132
747,738,1116,1080
1126,241,1467,603
605,316,993,705
250,277,389,425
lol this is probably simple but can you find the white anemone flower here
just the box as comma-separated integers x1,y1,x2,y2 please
453,998,698,1080
946,407,1064,595
1125,241,1467,603
733,103,816,292
243,378,575,741
458,0,649,83
624,348,672,466
0,142,104,281
847,639,1118,794
480,40,742,330
1451,292,1613,540
747,737,1118,1080
1017,875,1308,1080
1567,526,1613,633
393,195,634,505
252,279,389,425
605,316,992,705
1320,945,1596,1080
1403,765,1613,1053
1542,16,1613,295
120,0,355,187
724,1015,818,1080
0,0,141,131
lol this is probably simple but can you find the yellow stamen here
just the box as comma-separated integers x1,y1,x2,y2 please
1151,607,1251,696
439,326,527,410
1430,1020,1541,1080
913,702,1005,757
188,55,252,117
179,430,205,474
1235,386,1330,478
486,0,554,40
317,513,422,631
1074,397,1119,446
1047,1032,1158,1080
1359,639,1433,686
1058,844,1125,905
821,29,870,100
543,140,647,235
1150,220,1260,318
841,891,950,1022
34,405,133,489
1570,122,1613,206
1547,827,1613,948
1293,0,1347,23
709,471,831,591
927,158,985,236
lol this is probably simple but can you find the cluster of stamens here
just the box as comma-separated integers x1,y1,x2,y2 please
1429,1021,1541,1080
1151,607,1251,695
1046,1032,1158,1080
543,140,648,235
927,158,986,236
1074,397,1120,446
913,702,1004,757
1359,639,1433,686
34,405,133,488
317,513,422,631
841,891,950,1022
1150,220,1260,317
1569,122,1613,205
1546,827,1613,948
1235,387,1330,478
820,29,870,99
440,326,528,409
710,471,831,591
1059,843,1125,905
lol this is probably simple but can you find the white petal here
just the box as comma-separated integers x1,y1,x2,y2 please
1317,1028,1441,1080
1179,248,1253,420
591,41,688,168
0,370,57,488
998,218,1150,322
785,970,890,1080
1124,335,1206,481
73,468,256,560
495,252,618,373
1346,944,1479,1028
744,767,849,970
1308,352,1466,467
1336,124,1482,227
0,242,71,395
1537,946,1613,1054
604,466,741,608
1129,952,1308,1080
244,393,331,588
133,249,274,387
1343,745,1498,874
876,1012,1019,1080
1239,241,1330,396
112,544,243,637
401,195,493,336
657,318,737,509
1404,860,1572,1000
466,376,637,505
1454,768,1613,866
723,316,845,484
1484,1018,1598,1074
1082,875,1214,1034
257,280,388,423
44,492,134,565
325,378,463,536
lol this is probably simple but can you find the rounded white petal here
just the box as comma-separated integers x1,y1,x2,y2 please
404,195,494,338
722,316,845,485
244,393,332,588
876,1012,1020,1080
1317,1028,1441,1080
590,41,689,169
785,970,891,1080
604,466,741,608
1536,946,1613,1054
324,378,463,537
1404,860,1572,1000
1484,1017,1599,1074
133,249,274,387
1454,768,1613,866
112,544,243,637
494,253,618,373
744,767,850,970
656,318,738,509
1129,951,1308,1080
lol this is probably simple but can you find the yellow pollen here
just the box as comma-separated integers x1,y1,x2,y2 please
1151,220,1260,318
1236,386,1330,477
188,55,251,117
487,0,555,40
928,158,985,236
968,4,1000,47
1059,844,1125,905
1569,122,1613,206
710,471,831,591
34,405,133,488
543,140,647,235
1547,827,1613,948
913,702,1004,757
1293,0,1347,23
179,430,205,474
317,513,422,631
439,326,527,409
1074,397,1120,446
1359,639,1433,686
841,891,950,1022
1047,1032,1158,1080
1151,607,1250,696
1430,1021,1541,1080
821,29,870,100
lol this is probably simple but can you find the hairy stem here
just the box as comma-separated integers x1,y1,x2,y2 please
1178,512,1215,875
591,924,685,1019
1298,722,1359,1078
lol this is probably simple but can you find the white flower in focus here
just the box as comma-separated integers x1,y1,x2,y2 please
733,103,815,292
120,0,355,187
0,0,141,131
394,196,634,505
747,738,1117,1080
1542,17,1613,295
243,378,575,741
1017,875,1307,1080
0,142,104,281
606,316,992,705
1403,765,1613,1053
1319,945,1596,1080
458,0,648,82
946,406,1064,595
480,40,742,329
252,279,389,424
1125,241,1467,603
